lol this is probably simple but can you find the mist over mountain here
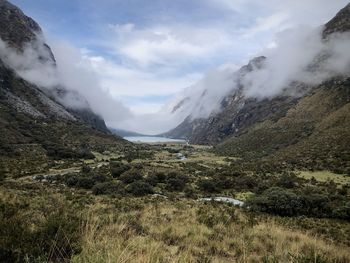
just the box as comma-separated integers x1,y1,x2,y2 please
162,3,350,172
0,0,128,175
165,25,350,127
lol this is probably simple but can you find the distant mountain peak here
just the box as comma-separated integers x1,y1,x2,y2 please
0,0,55,63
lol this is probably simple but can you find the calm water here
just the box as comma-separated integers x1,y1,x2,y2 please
124,136,185,143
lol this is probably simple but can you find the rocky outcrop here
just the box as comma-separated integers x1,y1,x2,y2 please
0,0,55,62
323,3,350,38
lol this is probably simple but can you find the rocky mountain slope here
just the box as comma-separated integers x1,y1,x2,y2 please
0,0,127,176
165,3,350,172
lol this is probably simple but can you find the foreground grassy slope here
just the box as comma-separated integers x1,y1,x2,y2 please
1,181,350,263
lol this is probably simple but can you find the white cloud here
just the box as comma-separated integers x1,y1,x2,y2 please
109,24,235,67
242,29,350,98
0,37,133,125
82,53,202,98
209,0,349,40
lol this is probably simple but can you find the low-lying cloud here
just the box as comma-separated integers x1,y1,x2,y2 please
0,36,132,124
159,26,350,132
1,22,349,135
242,28,350,98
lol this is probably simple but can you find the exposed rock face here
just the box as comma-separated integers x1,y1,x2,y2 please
323,3,350,38
164,3,350,171
0,0,55,62
0,0,41,48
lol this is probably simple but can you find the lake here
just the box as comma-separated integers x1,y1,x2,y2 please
124,136,186,143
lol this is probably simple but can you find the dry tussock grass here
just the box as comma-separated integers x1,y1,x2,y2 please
72,200,350,263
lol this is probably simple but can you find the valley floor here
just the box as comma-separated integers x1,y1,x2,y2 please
1,143,350,262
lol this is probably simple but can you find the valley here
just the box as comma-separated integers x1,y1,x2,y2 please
1,142,350,262
0,0,350,262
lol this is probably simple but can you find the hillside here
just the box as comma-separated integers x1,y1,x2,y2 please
109,127,149,137
165,4,350,173
0,0,128,176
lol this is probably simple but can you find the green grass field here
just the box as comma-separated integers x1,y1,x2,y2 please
298,170,350,185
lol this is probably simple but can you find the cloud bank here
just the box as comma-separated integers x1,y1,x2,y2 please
0,37,132,124
161,26,350,132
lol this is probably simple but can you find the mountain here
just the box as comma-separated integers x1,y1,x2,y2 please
164,3,350,173
0,0,127,176
109,128,149,137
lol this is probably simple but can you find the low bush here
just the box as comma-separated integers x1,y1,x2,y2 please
126,181,154,196
65,172,110,190
119,170,143,184
165,172,189,191
92,181,126,195
110,161,130,178
246,187,302,217
197,179,221,193
145,172,167,186
246,186,350,219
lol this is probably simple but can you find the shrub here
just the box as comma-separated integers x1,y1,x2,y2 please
81,164,92,174
165,172,189,191
246,186,345,219
64,173,110,190
0,162,5,181
76,177,96,189
119,170,143,184
92,181,126,195
332,202,350,220
145,172,166,186
277,172,299,188
233,175,257,190
110,161,130,178
198,179,221,193
127,181,154,196
246,187,302,216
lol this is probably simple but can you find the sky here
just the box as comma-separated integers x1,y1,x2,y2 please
9,0,350,132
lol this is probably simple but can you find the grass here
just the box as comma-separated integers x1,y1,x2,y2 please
72,199,350,263
91,151,121,162
2,142,350,262
235,192,255,201
298,170,350,185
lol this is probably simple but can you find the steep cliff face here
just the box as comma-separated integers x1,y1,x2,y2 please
164,3,350,171
0,0,126,175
